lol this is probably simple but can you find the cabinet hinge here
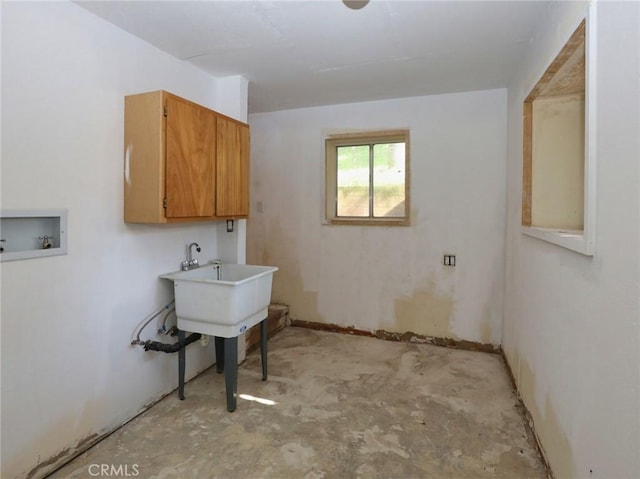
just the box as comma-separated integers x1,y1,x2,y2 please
163,197,168,209
163,106,168,117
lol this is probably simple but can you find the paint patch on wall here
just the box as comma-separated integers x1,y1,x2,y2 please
480,304,493,344
393,280,455,339
518,358,576,479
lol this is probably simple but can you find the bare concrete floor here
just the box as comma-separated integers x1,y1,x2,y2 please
51,327,548,479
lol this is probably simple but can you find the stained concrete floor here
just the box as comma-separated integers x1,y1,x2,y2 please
51,327,548,479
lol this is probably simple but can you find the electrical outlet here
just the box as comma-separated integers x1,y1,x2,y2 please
444,255,456,266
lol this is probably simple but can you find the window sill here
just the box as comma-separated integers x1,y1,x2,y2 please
521,226,594,256
324,217,410,227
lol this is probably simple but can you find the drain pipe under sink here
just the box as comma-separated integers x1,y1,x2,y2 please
141,333,202,353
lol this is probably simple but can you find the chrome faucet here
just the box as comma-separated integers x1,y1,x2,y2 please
181,242,201,271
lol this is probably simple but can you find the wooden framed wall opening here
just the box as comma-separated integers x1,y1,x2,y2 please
521,5,596,256
523,20,585,229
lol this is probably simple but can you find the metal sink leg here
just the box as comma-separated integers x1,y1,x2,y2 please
215,336,225,373
224,336,238,412
179,319,269,412
261,318,268,381
178,329,186,400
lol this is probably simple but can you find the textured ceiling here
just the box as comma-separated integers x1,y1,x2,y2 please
77,1,553,113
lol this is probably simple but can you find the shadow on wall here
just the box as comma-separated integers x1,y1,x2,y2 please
259,217,322,324
7,396,106,478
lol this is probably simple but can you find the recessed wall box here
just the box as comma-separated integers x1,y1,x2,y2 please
0,209,68,262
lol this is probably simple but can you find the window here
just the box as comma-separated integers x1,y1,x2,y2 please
521,5,596,256
325,130,409,225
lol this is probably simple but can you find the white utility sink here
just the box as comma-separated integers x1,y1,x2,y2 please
160,264,278,338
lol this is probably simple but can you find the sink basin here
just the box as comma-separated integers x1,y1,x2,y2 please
160,264,278,337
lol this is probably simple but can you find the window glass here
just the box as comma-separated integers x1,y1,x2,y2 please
373,142,405,218
337,145,370,217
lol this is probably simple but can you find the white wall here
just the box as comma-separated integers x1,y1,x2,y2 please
247,89,507,345
504,2,640,478
1,3,246,478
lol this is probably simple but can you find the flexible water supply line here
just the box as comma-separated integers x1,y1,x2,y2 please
131,300,175,346
159,308,176,334
131,300,201,354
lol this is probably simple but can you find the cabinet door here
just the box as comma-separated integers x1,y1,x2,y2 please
124,91,165,223
216,117,249,217
165,96,216,218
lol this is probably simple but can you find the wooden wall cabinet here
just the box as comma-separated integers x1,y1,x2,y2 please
124,91,249,223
